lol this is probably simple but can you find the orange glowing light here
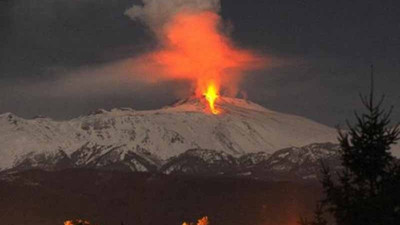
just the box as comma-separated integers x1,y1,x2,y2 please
183,216,209,225
64,219,91,225
203,82,220,114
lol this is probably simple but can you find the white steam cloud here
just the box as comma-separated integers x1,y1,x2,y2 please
124,0,221,32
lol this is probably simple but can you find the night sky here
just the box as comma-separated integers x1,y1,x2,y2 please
0,0,399,126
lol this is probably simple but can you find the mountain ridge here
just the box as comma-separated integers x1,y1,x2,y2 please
0,97,339,173
2,96,399,180
3,142,341,181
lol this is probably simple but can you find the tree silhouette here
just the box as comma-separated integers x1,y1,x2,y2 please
302,66,400,225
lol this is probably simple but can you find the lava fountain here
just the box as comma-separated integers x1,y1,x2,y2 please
139,11,263,114
203,82,220,115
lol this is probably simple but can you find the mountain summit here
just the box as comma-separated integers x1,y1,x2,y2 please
0,97,338,173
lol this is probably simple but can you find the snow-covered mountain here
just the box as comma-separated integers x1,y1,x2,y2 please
162,149,239,176
162,143,342,180
0,97,340,175
246,143,342,180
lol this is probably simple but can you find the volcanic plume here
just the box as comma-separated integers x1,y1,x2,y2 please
126,0,263,114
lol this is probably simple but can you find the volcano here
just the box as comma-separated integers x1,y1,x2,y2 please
0,97,340,175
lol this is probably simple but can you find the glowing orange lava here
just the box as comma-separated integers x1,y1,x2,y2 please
203,82,220,114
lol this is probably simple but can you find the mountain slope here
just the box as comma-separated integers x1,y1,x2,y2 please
248,143,342,180
161,149,239,175
0,97,338,171
160,143,342,181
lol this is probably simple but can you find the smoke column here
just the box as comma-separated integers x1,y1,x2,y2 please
125,0,221,33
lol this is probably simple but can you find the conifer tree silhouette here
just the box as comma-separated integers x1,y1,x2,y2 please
301,66,400,225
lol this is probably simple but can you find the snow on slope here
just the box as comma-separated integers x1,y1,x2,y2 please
0,97,339,171
161,143,342,180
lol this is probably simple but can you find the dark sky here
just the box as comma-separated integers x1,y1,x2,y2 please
0,0,399,126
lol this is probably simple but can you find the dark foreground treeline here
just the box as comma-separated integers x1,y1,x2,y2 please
300,68,400,225
0,169,321,225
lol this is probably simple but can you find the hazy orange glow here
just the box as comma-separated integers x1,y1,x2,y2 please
144,11,262,114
